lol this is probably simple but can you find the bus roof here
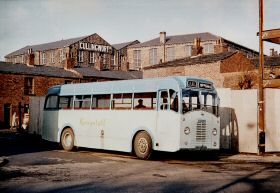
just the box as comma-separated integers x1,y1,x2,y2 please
47,76,216,96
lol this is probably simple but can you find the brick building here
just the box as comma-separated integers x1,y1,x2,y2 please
143,51,256,89
5,33,119,71
0,61,142,128
250,55,280,79
112,40,140,71
128,32,259,70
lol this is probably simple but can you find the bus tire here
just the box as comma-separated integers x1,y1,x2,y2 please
133,131,152,159
61,128,75,151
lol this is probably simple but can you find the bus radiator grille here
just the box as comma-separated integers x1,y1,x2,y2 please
196,120,206,142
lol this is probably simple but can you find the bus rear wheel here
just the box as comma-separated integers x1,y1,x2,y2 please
61,128,75,151
133,131,152,159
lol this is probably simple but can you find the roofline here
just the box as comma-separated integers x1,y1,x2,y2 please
5,33,113,58
0,70,81,79
128,32,220,49
143,51,237,70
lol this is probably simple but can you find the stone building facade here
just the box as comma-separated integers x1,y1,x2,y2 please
127,32,259,70
143,51,256,89
5,34,117,71
112,40,140,71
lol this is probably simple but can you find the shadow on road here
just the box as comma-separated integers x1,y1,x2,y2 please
0,131,59,157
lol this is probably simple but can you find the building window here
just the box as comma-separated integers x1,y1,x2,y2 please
167,47,175,61
133,50,141,69
51,51,55,63
186,45,192,57
149,48,157,65
202,43,214,54
89,52,95,64
21,55,24,63
42,52,46,64
24,77,34,95
78,51,83,63
111,54,116,68
102,54,109,69
60,49,65,63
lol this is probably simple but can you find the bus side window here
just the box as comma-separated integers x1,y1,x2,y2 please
112,93,132,110
92,94,110,109
59,96,73,109
45,95,59,110
134,92,156,110
74,95,91,109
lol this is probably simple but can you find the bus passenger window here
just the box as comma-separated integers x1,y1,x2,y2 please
92,94,110,109
134,92,156,110
59,96,73,109
45,95,59,110
112,93,132,109
74,95,91,109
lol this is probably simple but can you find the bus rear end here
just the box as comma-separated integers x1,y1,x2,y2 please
42,86,61,143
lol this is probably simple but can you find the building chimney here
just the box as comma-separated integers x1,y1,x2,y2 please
64,57,74,69
214,38,228,54
26,48,35,66
160,32,166,44
191,38,203,56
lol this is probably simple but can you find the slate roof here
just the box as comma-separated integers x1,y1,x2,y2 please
0,62,81,78
5,35,89,57
129,32,219,48
144,51,237,70
0,61,142,80
74,68,142,80
250,56,280,67
112,40,140,50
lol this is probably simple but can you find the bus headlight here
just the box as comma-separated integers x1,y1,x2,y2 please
212,128,217,136
184,127,191,135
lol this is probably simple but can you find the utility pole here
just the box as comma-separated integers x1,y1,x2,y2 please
258,0,265,154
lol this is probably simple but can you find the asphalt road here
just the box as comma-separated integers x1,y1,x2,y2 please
0,132,280,193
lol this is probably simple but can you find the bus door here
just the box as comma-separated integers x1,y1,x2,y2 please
156,90,178,151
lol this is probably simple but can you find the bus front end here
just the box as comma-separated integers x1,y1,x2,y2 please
179,79,220,150
180,111,220,150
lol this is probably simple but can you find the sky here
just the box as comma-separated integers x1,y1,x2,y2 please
0,0,279,60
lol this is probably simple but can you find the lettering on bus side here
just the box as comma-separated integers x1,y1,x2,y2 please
80,119,107,129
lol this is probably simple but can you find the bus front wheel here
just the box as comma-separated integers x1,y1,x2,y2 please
133,131,152,159
61,128,75,151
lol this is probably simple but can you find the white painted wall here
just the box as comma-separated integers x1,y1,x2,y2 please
218,88,280,153
265,89,280,152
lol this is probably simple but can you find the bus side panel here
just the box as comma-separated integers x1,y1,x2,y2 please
105,110,158,152
58,110,101,149
55,110,181,153
56,110,159,153
42,111,59,142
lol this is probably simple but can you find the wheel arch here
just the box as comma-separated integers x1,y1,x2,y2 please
131,127,154,153
59,125,76,146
